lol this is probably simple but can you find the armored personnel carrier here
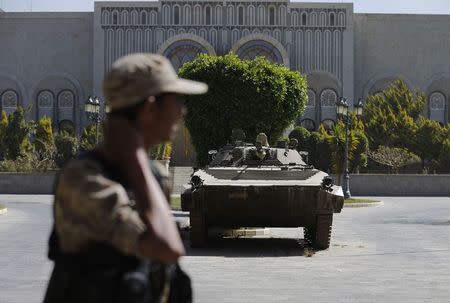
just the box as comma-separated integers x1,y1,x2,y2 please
181,133,344,250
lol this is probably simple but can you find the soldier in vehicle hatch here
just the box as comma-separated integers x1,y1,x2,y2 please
43,53,208,303
254,132,270,160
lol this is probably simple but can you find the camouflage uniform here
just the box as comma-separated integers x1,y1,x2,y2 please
54,157,147,256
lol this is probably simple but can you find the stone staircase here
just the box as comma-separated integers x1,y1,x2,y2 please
169,166,194,194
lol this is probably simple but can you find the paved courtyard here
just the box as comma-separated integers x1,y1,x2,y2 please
0,195,449,303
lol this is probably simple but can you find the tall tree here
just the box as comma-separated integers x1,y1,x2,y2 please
413,117,444,168
363,79,425,150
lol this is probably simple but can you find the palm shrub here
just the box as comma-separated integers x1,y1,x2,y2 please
179,54,308,166
149,143,166,160
80,124,103,151
326,121,359,185
350,130,369,173
149,143,173,160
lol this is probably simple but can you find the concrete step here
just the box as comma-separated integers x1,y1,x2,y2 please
169,167,194,194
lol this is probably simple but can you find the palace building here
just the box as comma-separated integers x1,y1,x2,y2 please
1,1,450,164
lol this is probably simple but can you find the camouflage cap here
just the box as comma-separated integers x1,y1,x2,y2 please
103,53,208,111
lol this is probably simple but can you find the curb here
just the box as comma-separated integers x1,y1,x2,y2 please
344,201,384,208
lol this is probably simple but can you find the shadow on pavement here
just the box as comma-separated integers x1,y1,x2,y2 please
184,237,313,258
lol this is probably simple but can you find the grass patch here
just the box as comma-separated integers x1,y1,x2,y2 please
0,203,5,210
344,198,380,204
170,196,181,210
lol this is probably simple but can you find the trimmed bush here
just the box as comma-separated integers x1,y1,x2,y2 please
179,54,308,166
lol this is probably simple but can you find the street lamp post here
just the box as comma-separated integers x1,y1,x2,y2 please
84,96,101,145
336,97,364,199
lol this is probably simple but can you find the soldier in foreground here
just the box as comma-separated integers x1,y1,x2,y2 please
43,53,208,302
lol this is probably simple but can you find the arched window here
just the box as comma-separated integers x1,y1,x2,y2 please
258,5,265,25
131,10,138,25
162,5,170,24
310,12,317,26
319,11,326,26
215,5,222,24
299,119,316,131
338,12,346,26
227,5,234,25
58,90,74,108
205,6,211,25
112,10,118,25
121,10,129,25
141,11,147,25
320,89,337,107
248,5,255,25
301,12,307,26
429,92,445,110
150,10,158,24
184,5,191,25
307,89,316,107
429,92,446,123
37,90,53,108
101,10,110,24
174,6,180,25
194,5,201,24
330,12,335,26
1,90,18,109
269,7,275,25
238,6,244,25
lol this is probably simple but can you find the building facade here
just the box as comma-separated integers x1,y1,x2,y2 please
1,1,450,164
